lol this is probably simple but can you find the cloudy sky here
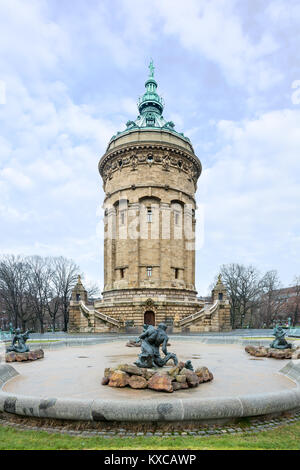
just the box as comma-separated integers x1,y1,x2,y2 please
0,0,299,295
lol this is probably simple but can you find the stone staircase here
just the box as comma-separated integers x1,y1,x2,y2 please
179,301,219,328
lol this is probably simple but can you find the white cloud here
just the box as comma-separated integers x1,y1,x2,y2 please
152,0,282,91
1,167,33,190
196,108,300,290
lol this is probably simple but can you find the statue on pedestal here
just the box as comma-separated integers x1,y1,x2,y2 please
134,323,178,368
270,325,292,350
6,329,30,353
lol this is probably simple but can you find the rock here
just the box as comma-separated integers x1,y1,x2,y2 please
128,375,148,389
172,382,182,391
246,345,295,360
175,374,187,383
108,370,129,388
5,352,16,362
180,381,189,389
101,377,109,385
292,350,300,360
245,345,256,356
126,341,141,348
195,367,213,383
147,373,173,393
172,381,189,391
15,352,29,361
28,350,38,360
142,369,156,380
5,349,44,363
104,367,116,378
268,348,294,359
271,350,287,359
117,363,143,376
178,361,185,370
186,373,199,387
180,368,190,376
180,368,199,387
167,366,180,377
284,350,294,359
254,347,268,357
36,349,44,359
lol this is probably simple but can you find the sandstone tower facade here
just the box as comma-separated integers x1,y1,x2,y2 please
68,63,231,333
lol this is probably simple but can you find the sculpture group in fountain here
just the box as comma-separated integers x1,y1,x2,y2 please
134,323,178,368
6,329,30,353
270,325,292,350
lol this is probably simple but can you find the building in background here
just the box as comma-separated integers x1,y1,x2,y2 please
69,63,231,333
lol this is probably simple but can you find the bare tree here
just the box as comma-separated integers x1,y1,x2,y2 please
85,281,101,301
257,270,283,328
220,263,262,328
52,257,80,332
26,256,54,333
0,254,88,332
238,265,262,328
0,255,33,329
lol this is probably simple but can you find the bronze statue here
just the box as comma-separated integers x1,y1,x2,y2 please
134,323,178,368
6,328,31,353
270,325,292,349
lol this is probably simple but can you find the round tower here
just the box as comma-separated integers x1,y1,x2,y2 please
97,62,202,329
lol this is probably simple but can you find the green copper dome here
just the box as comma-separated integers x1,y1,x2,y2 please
109,60,190,143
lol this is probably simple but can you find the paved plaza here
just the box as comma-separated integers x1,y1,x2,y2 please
3,339,295,400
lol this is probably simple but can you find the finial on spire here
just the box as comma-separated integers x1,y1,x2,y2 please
148,58,155,78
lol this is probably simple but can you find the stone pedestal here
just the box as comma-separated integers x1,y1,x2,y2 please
5,349,44,362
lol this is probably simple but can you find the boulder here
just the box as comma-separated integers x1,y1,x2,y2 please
268,348,293,359
178,361,185,370
167,366,180,377
147,373,173,393
28,350,38,361
5,349,44,363
180,368,199,387
117,363,143,376
5,352,16,362
172,382,181,391
126,340,141,348
245,345,256,355
36,349,44,359
128,375,148,389
246,345,295,360
292,350,300,360
15,352,29,361
195,367,214,383
175,374,187,383
254,347,268,357
108,370,129,388
101,377,109,385
142,369,156,380
104,367,116,379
